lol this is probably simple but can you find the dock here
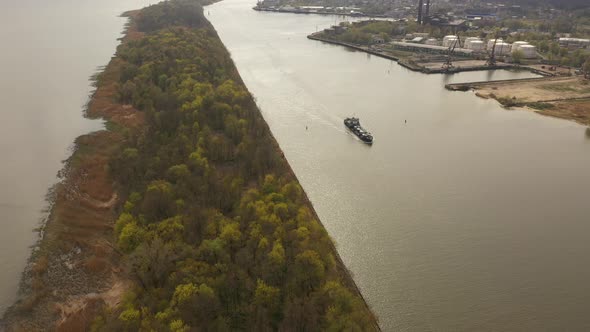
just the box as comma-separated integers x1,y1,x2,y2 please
253,6,387,18
307,32,529,74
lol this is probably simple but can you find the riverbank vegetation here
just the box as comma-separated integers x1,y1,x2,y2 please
88,0,378,330
318,21,397,46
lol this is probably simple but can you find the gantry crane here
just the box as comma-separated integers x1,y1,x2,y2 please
487,37,498,66
442,35,461,71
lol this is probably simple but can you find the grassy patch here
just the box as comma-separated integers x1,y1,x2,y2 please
380,47,415,59
539,83,577,92
527,102,555,110
540,82,590,94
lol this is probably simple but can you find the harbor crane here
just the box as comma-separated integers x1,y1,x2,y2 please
487,37,498,66
442,35,461,71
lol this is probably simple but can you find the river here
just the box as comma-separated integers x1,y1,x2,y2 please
207,0,590,331
0,0,152,316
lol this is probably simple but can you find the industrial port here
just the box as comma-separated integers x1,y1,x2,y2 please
308,23,590,125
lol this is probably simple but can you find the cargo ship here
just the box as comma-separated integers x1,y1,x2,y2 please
344,117,373,144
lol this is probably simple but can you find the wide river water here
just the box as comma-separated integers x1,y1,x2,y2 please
208,0,590,331
0,0,151,316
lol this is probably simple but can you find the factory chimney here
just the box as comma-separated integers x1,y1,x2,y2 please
417,0,424,25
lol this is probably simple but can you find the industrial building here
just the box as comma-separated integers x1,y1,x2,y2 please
558,38,590,49
391,41,473,56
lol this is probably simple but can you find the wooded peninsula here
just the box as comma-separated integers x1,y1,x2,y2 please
1,0,378,330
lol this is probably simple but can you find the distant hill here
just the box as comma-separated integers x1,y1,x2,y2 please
540,0,587,8
483,0,589,9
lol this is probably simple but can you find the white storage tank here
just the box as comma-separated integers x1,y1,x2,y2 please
519,44,537,58
443,35,458,43
487,38,503,50
512,41,529,52
467,40,485,51
463,37,479,48
493,42,512,55
425,38,440,46
443,38,459,48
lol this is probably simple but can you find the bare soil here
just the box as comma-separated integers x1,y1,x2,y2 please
524,64,577,76
537,99,590,126
475,76,590,102
469,76,590,126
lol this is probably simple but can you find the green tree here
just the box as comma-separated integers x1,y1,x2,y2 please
128,238,178,289
293,250,325,294
118,221,145,253
141,180,175,222
512,50,524,64
253,279,281,329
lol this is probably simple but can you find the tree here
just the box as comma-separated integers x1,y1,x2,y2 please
173,283,222,328
293,250,325,294
220,222,242,254
141,180,175,222
253,279,281,329
128,238,178,289
118,221,145,253
512,50,524,64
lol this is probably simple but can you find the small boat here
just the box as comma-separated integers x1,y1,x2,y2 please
344,117,373,144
